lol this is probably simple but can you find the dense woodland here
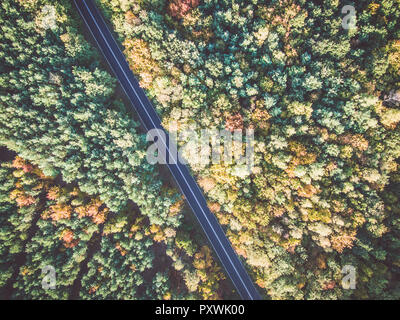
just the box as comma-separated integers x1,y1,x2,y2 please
0,156,228,299
95,0,400,299
0,0,399,299
0,0,229,300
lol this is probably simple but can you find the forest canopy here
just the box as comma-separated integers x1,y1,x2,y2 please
0,0,230,300
0,0,399,300
94,0,400,299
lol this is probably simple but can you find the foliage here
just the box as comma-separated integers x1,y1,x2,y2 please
0,0,182,229
97,0,400,299
0,0,228,297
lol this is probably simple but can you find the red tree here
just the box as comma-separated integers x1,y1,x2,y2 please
168,0,199,19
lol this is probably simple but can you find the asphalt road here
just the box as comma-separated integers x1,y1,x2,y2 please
74,0,261,300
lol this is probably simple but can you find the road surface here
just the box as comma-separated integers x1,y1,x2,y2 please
73,0,261,300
